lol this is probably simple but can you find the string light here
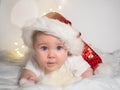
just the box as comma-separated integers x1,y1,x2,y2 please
58,5,62,10
14,42,18,45
42,0,65,16
16,50,23,57
15,48,19,51
49,8,53,11
21,45,25,48
8,42,28,60
43,12,47,15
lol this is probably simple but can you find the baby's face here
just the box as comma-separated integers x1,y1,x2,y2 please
33,33,68,74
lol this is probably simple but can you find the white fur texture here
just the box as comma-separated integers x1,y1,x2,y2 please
22,17,83,55
19,78,35,87
94,63,114,76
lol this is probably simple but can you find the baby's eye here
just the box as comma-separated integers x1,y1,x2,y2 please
56,46,63,50
40,46,48,51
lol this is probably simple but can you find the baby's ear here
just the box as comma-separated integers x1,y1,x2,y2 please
32,43,36,50
68,52,72,56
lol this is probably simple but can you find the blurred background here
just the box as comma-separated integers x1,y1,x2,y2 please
0,0,120,59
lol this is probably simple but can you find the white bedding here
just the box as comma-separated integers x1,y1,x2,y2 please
0,49,120,90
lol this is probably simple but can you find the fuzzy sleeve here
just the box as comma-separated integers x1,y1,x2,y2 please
24,56,41,77
65,56,90,77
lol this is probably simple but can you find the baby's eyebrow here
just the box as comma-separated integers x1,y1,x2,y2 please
37,43,47,46
56,42,64,46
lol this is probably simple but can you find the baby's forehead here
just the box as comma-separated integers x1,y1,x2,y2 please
36,33,64,44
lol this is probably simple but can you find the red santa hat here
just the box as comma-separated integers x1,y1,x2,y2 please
22,12,83,55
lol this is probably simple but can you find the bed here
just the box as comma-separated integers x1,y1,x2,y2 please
0,48,120,90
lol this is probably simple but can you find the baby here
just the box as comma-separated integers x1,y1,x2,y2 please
19,12,94,86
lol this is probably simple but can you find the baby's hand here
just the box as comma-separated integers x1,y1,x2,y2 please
81,67,93,78
19,78,35,86
18,69,37,86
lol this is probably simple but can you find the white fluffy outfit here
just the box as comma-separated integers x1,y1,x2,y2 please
20,13,89,86
20,12,113,86
22,55,90,86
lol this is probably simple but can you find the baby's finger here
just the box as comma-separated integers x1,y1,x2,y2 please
28,77,36,82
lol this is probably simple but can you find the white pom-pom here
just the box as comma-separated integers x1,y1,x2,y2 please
94,63,114,76
19,78,35,87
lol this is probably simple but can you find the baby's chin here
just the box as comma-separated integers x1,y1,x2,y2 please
44,65,61,74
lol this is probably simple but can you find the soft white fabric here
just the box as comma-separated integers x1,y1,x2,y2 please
64,56,90,77
0,62,120,90
24,56,42,77
24,55,90,86
0,49,120,90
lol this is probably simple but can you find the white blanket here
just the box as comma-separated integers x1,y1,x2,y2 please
0,49,120,90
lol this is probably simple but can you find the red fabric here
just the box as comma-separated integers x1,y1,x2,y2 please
81,41,102,70
45,12,71,25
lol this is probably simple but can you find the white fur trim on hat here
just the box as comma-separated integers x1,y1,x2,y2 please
22,16,83,55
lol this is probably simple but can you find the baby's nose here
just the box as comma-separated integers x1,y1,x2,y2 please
48,50,56,58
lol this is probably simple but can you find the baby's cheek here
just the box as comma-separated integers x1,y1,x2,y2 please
36,58,47,67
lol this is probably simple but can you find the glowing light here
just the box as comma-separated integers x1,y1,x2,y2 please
49,8,53,11
15,48,19,51
8,42,28,60
39,0,65,16
58,5,62,10
21,45,25,48
14,42,18,45
16,50,23,57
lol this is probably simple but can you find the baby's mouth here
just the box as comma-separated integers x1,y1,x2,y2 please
47,61,56,67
